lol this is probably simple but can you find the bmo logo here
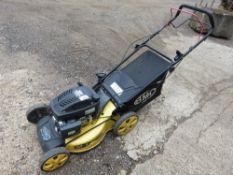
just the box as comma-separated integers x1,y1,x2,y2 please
134,88,157,106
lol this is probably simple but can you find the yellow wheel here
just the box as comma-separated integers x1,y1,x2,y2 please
40,147,70,172
113,112,138,136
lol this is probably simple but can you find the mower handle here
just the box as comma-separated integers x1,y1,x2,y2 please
94,4,215,86
175,4,215,29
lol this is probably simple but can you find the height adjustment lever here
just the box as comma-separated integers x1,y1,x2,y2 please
174,50,183,61
96,72,106,83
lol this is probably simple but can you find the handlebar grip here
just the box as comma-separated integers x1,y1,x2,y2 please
176,4,215,29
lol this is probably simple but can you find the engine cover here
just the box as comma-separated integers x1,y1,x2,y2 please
50,84,100,121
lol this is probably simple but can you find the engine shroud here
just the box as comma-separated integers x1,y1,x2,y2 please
50,84,100,121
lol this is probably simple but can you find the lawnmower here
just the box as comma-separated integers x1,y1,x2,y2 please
26,4,214,172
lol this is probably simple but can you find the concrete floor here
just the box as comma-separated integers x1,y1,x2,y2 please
0,0,232,175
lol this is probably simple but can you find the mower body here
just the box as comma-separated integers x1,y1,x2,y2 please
26,4,215,172
36,48,171,153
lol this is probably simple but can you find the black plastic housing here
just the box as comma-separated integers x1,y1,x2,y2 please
102,50,169,112
50,84,100,121
59,120,81,138
37,116,64,152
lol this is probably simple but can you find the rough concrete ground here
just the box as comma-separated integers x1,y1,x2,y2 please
0,0,232,175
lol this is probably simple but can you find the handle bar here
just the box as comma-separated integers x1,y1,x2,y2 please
94,4,215,86
175,4,215,29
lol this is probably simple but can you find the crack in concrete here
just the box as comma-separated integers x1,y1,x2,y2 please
173,99,233,175
195,114,221,144
136,76,233,163
195,100,233,144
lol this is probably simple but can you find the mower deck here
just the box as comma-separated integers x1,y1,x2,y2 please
102,49,171,110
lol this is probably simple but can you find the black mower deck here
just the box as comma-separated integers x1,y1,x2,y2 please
102,50,172,107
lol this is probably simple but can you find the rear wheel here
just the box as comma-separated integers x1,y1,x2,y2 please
113,112,138,136
40,147,70,172
26,104,50,124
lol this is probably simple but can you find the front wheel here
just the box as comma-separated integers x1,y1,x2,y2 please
40,147,70,172
26,103,50,124
113,111,139,136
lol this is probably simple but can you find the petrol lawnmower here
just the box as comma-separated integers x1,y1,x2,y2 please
26,4,214,172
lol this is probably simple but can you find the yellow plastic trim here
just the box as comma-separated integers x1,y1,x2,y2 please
65,101,116,153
